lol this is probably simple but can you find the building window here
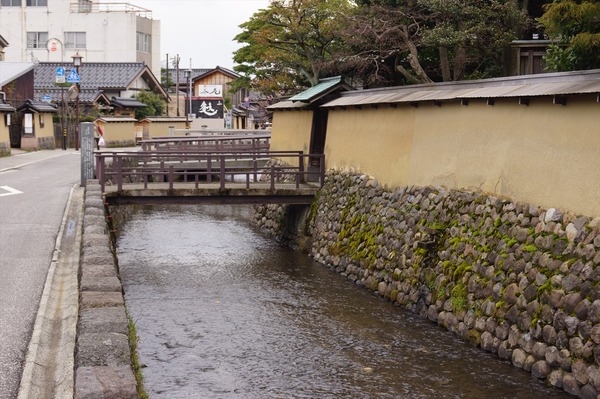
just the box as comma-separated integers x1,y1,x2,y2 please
136,32,151,53
65,32,86,49
27,32,48,48
78,0,91,12
26,0,47,5
1,0,22,5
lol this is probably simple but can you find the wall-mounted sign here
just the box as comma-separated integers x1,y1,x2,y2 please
197,85,223,98
56,67,66,84
24,113,33,134
46,38,62,53
192,99,223,119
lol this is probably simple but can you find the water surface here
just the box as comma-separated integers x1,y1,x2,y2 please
116,205,569,399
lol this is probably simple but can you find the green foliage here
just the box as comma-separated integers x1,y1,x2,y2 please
160,67,174,90
539,0,600,71
233,0,352,96
332,0,528,85
451,283,468,311
133,90,165,120
127,315,149,399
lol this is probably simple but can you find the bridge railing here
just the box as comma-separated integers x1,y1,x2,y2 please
95,151,325,192
140,133,271,153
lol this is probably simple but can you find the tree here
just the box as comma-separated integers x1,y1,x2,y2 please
232,0,351,96
538,0,600,71
331,0,528,85
133,90,164,120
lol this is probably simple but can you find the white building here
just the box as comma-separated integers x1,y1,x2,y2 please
0,0,161,77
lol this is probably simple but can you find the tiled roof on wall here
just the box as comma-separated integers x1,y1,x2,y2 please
34,62,147,90
33,62,167,104
321,69,600,108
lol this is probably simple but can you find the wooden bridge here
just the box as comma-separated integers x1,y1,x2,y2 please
96,135,324,205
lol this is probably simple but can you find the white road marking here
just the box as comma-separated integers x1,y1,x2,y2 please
0,186,23,197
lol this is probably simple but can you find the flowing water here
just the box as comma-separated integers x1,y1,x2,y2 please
116,205,569,399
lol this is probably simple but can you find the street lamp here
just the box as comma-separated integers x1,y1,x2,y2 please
184,69,191,129
71,52,82,150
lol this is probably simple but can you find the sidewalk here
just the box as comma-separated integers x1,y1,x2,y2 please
2,148,139,398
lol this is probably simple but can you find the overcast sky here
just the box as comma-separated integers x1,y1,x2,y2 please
132,0,270,71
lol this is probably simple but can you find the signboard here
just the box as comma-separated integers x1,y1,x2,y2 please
196,85,223,98
24,113,33,134
67,68,80,84
192,99,224,119
56,67,65,84
42,95,52,102
80,122,95,187
46,38,62,53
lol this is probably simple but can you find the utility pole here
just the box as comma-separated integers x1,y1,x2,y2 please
175,55,180,117
165,53,169,117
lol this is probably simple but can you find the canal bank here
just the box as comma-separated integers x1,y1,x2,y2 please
74,180,139,398
255,170,600,399
72,171,598,398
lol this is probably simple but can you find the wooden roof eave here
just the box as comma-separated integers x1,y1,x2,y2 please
127,66,169,100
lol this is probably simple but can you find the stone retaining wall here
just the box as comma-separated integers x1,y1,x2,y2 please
254,170,600,399
75,181,139,398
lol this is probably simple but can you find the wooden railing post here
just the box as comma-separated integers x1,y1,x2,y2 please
116,156,123,191
270,164,275,191
96,154,105,191
169,165,174,190
220,156,226,190
253,155,258,182
298,155,305,187
207,155,212,184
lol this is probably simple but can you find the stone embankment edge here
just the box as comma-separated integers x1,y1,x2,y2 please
255,170,600,399
74,179,139,398
18,185,81,399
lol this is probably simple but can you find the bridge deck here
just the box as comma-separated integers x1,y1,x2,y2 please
103,181,319,205
96,147,325,205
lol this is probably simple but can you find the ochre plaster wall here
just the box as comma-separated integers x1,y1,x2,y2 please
102,122,136,144
326,106,416,186
0,114,11,149
408,97,600,217
322,95,600,217
270,110,313,154
144,121,187,138
36,113,55,139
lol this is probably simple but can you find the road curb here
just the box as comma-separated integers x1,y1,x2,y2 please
18,184,82,399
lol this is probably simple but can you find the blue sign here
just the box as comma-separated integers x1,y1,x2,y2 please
42,95,52,102
66,68,80,83
56,67,65,77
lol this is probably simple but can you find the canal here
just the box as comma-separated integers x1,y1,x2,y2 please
116,204,570,399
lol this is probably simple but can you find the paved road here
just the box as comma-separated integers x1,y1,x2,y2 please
0,150,81,398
